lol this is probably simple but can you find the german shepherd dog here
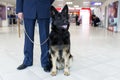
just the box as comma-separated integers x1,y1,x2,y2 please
49,5,73,76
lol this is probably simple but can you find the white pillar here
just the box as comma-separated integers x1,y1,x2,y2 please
117,0,120,32
0,2,9,27
2,5,8,27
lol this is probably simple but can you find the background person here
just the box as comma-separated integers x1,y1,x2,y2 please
92,15,100,27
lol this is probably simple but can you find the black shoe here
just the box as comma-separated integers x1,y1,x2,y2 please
17,64,32,70
43,65,52,72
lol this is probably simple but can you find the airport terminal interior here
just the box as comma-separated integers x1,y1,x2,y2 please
0,0,120,80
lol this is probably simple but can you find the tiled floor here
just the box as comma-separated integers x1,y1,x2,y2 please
0,23,120,80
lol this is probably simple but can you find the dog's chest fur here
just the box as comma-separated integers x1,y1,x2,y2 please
49,30,70,60
49,31,70,46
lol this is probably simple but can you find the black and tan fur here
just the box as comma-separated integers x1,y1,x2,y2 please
49,5,73,76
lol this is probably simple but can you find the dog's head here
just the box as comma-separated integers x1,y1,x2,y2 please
51,5,70,32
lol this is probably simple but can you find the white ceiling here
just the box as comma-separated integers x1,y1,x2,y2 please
0,0,106,7
53,0,106,7
0,0,16,5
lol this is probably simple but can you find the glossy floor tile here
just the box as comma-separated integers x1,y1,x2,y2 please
0,23,120,80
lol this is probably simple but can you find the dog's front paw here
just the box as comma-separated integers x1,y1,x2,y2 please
51,71,57,76
64,71,70,76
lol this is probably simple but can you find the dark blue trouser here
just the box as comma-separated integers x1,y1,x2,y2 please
23,18,50,68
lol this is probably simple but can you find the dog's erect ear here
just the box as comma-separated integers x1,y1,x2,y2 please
51,6,58,17
61,5,68,14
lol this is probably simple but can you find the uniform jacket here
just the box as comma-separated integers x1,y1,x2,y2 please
16,0,54,19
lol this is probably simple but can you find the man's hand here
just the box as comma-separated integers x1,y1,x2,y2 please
17,12,23,20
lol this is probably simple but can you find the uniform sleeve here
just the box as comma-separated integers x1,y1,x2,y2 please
50,0,54,4
16,0,23,14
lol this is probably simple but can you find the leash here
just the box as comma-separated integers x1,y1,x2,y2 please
17,18,49,45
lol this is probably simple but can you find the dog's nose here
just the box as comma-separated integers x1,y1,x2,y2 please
64,20,68,23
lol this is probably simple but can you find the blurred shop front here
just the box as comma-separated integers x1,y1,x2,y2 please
107,1,118,32
69,8,80,23
101,0,120,32
7,6,17,26
0,4,6,27
0,3,17,27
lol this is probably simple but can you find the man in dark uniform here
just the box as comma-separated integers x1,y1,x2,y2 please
16,0,54,72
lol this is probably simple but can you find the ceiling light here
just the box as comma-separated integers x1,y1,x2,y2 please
66,2,72,5
94,2,102,6
91,2,102,6
83,1,90,4
74,5,79,8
